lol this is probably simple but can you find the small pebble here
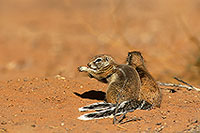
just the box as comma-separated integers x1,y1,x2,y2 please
66,86,70,89
24,78,28,82
31,124,36,128
191,120,198,124
55,75,66,80
156,122,162,125
61,123,65,126
60,77,66,80
0,128,7,132
1,121,7,125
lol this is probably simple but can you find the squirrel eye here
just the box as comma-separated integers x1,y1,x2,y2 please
95,58,102,62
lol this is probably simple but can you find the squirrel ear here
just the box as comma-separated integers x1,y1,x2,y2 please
105,56,109,61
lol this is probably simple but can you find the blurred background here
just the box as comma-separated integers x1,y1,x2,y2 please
0,0,200,84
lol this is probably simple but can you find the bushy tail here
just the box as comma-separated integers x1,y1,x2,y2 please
78,102,115,112
78,107,116,120
78,100,152,120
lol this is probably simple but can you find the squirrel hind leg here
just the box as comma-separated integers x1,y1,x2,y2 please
136,100,152,110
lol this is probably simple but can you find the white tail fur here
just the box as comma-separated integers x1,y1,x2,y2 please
78,100,152,120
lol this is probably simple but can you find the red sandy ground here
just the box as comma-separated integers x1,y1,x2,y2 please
0,0,200,132
0,77,199,132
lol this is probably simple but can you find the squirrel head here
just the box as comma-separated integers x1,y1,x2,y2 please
87,54,116,71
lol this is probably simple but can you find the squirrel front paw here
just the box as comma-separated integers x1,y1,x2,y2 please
78,66,88,72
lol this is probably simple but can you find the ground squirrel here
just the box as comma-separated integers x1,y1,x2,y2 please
77,53,154,121
126,51,162,107
78,54,141,104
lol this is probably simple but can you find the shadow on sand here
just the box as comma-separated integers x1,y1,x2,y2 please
74,90,106,101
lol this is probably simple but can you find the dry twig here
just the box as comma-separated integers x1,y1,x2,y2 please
158,77,200,92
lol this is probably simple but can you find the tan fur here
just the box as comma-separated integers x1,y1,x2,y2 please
78,54,141,104
126,51,162,107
